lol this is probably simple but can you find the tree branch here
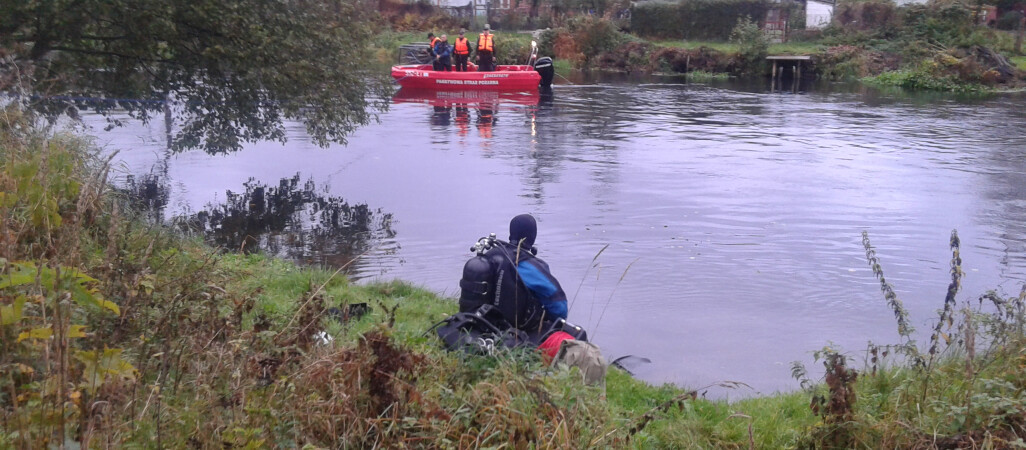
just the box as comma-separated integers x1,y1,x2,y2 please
48,46,173,64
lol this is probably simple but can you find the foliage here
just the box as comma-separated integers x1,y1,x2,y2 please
827,0,903,38
541,17,632,68
568,16,631,65
494,33,540,66
865,67,992,92
794,231,1026,448
686,70,731,81
0,110,134,445
376,0,468,32
631,0,774,40
805,349,860,448
730,16,769,76
0,0,392,154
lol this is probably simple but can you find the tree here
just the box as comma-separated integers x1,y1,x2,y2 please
0,0,392,154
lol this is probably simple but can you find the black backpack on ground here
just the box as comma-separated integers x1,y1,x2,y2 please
434,304,589,355
435,304,533,354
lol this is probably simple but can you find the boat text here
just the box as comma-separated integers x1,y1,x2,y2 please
436,79,500,85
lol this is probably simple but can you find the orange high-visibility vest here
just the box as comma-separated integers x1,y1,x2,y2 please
477,34,493,52
454,37,470,55
429,37,440,52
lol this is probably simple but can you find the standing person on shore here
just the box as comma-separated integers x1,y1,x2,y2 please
427,32,441,70
476,24,495,72
453,29,471,72
434,34,452,71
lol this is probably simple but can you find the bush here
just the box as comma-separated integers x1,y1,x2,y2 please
543,16,631,67
730,15,769,76
631,0,774,40
494,35,536,65
569,16,629,63
865,67,990,92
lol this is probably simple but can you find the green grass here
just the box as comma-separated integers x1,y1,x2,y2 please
553,58,574,76
769,41,823,55
649,39,821,55
1013,56,1026,72
686,70,730,81
653,39,738,53
864,68,992,93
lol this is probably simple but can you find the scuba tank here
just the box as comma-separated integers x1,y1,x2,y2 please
459,255,494,312
459,233,498,312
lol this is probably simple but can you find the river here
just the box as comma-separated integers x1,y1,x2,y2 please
90,75,1026,397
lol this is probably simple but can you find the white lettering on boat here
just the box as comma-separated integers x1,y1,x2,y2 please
482,74,510,78
435,79,500,85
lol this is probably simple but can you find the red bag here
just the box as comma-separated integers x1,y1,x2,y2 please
538,331,575,364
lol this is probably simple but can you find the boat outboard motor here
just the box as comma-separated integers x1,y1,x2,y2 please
534,56,554,88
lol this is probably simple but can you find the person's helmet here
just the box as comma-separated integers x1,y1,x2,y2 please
509,214,537,249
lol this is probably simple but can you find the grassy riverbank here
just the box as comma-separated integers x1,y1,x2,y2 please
4,111,1026,447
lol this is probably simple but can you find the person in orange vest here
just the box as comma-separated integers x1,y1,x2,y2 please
453,29,471,72
427,32,441,71
476,24,495,72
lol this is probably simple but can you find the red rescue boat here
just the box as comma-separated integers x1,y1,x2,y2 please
391,63,543,90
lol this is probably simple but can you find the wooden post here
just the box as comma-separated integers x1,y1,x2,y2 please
772,60,777,79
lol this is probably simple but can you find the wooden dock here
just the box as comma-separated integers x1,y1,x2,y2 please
766,55,812,80
766,56,812,93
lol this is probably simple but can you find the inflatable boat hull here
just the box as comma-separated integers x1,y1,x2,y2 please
391,64,542,90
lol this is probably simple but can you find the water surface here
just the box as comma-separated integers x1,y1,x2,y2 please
92,76,1026,396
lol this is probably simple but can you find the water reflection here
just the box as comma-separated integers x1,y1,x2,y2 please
179,175,398,271
394,88,541,139
119,171,171,223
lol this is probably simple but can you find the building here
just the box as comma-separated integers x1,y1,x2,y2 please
806,0,833,29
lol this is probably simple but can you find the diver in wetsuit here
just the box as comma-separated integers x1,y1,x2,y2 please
483,214,568,330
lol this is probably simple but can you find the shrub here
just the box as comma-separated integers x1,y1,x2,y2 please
730,16,769,76
865,67,990,92
545,16,631,67
569,16,628,63
494,35,536,65
631,0,774,40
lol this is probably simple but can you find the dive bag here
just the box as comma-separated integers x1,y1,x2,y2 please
434,304,589,355
435,304,532,354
